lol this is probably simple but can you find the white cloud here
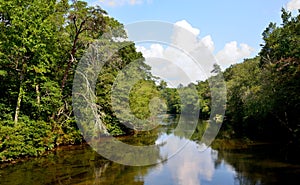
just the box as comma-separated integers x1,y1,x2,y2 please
216,41,254,69
137,45,201,87
158,134,216,185
175,20,200,36
99,0,151,6
172,20,202,52
136,44,164,58
287,0,300,11
136,20,254,86
201,35,215,53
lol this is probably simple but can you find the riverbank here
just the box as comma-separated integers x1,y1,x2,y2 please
0,134,269,167
2,124,300,185
0,129,143,165
2,120,300,166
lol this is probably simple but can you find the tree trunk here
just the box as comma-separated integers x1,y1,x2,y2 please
61,18,83,91
61,53,75,90
14,69,24,124
36,84,40,105
36,83,41,115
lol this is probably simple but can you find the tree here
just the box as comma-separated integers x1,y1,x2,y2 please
220,9,300,143
95,42,155,134
60,0,109,91
259,9,300,143
0,0,152,160
0,0,63,123
223,58,265,136
260,8,300,64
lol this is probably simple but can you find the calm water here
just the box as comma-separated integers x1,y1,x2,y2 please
1,115,300,185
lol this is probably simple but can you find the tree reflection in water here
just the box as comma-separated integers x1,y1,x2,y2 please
1,115,300,185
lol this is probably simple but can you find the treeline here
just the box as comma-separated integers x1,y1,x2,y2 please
223,9,300,143
0,0,157,161
0,0,299,162
163,9,300,144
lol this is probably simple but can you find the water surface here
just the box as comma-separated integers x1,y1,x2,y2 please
1,115,300,185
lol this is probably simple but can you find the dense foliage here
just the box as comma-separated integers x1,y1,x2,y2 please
0,0,154,161
220,9,300,145
0,0,299,162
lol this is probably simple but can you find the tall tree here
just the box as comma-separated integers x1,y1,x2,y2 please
0,0,62,123
60,0,109,91
259,8,300,142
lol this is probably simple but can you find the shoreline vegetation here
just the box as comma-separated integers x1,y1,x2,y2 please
1,0,299,163
0,135,268,168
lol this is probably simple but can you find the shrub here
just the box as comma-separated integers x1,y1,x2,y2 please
0,116,55,162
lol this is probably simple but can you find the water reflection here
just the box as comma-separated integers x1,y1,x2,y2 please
143,131,236,185
1,115,300,185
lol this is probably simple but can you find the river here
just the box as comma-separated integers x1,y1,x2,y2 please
1,115,300,185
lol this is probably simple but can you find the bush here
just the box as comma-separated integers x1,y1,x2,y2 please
55,119,83,145
0,116,55,162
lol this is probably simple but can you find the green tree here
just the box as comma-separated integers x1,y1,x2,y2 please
0,0,62,123
195,80,210,118
220,9,300,143
223,57,264,137
95,43,155,134
259,9,300,143
60,0,109,91
0,0,152,160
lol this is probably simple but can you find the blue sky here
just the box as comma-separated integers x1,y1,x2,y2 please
87,0,298,52
86,0,300,84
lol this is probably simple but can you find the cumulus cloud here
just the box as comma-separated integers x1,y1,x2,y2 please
216,41,254,69
136,20,254,86
175,20,200,36
172,20,202,52
201,35,215,53
287,0,300,11
136,44,164,58
155,134,216,185
137,45,202,87
99,0,151,6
